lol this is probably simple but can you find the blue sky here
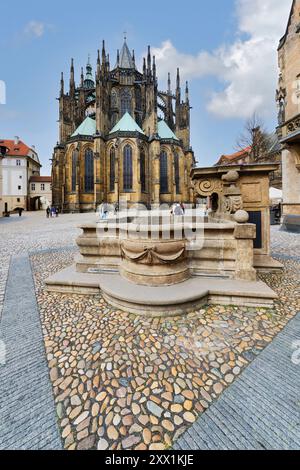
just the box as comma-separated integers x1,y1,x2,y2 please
0,0,291,175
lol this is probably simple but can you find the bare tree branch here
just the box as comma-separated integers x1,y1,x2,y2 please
236,112,270,162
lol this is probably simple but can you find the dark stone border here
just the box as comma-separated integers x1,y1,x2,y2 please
0,254,62,450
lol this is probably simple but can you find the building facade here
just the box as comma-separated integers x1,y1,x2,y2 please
52,39,195,212
0,137,41,213
277,0,300,216
0,147,5,217
29,176,52,210
216,134,282,189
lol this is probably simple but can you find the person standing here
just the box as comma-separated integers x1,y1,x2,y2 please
46,207,50,218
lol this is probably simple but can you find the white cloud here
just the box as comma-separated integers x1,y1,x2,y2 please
152,0,291,119
24,21,46,38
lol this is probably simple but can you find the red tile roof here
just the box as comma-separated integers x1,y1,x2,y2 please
30,176,52,183
217,146,251,165
0,139,32,157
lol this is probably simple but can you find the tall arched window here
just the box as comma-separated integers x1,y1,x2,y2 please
121,88,132,116
140,149,146,193
111,89,118,109
174,152,180,194
71,150,78,192
135,87,142,111
160,151,168,194
123,144,133,192
110,147,115,192
84,149,94,193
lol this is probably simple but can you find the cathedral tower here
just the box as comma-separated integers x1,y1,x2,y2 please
52,38,195,212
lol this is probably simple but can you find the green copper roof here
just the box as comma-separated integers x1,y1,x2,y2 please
157,120,179,141
71,117,96,137
110,112,145,134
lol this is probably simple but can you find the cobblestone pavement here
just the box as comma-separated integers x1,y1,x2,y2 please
0,214,299,450
174,312,300,450
0,212,93,320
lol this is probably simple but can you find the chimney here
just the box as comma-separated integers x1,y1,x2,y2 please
14,136,20,145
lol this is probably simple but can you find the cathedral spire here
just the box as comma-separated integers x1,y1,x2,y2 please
83,56,95,89
185,81,189,104
97,49,101,79
152,55,156,80
119,38,135,69
176,67,181,102
102,40,106,63
132,50,136,68
143,57,146,78
70,58,75,96
60,72,64,96
81,67,84,87
168,73,171,94
147,46,151,75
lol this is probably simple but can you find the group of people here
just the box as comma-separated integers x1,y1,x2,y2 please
46,206,59,218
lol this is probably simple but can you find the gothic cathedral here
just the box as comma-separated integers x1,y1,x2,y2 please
51,39,195,212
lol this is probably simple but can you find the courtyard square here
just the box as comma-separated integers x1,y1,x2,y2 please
0,212,299,450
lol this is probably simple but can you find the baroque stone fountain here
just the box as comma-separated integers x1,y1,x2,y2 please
46,171,277,317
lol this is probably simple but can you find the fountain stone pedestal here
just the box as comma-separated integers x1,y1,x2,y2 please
45,210,277,317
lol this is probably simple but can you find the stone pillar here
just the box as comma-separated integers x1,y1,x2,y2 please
282,145,300,216
150,140,160,205
234,223,257,281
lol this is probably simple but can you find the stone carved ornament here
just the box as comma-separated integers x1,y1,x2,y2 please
221,170,243,215
121,241,185,265
192,179,222,196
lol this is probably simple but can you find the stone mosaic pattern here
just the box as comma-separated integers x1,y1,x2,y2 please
31,246,300,450
0,214,299,450
0,212,92,320
174,312,300,450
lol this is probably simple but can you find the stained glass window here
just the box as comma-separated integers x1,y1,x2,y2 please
110,147,115,192
84,149,94,193
174,152,180,194
140,149,146,193
123,145,133,191
160,151,168,194
71,150,78,192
